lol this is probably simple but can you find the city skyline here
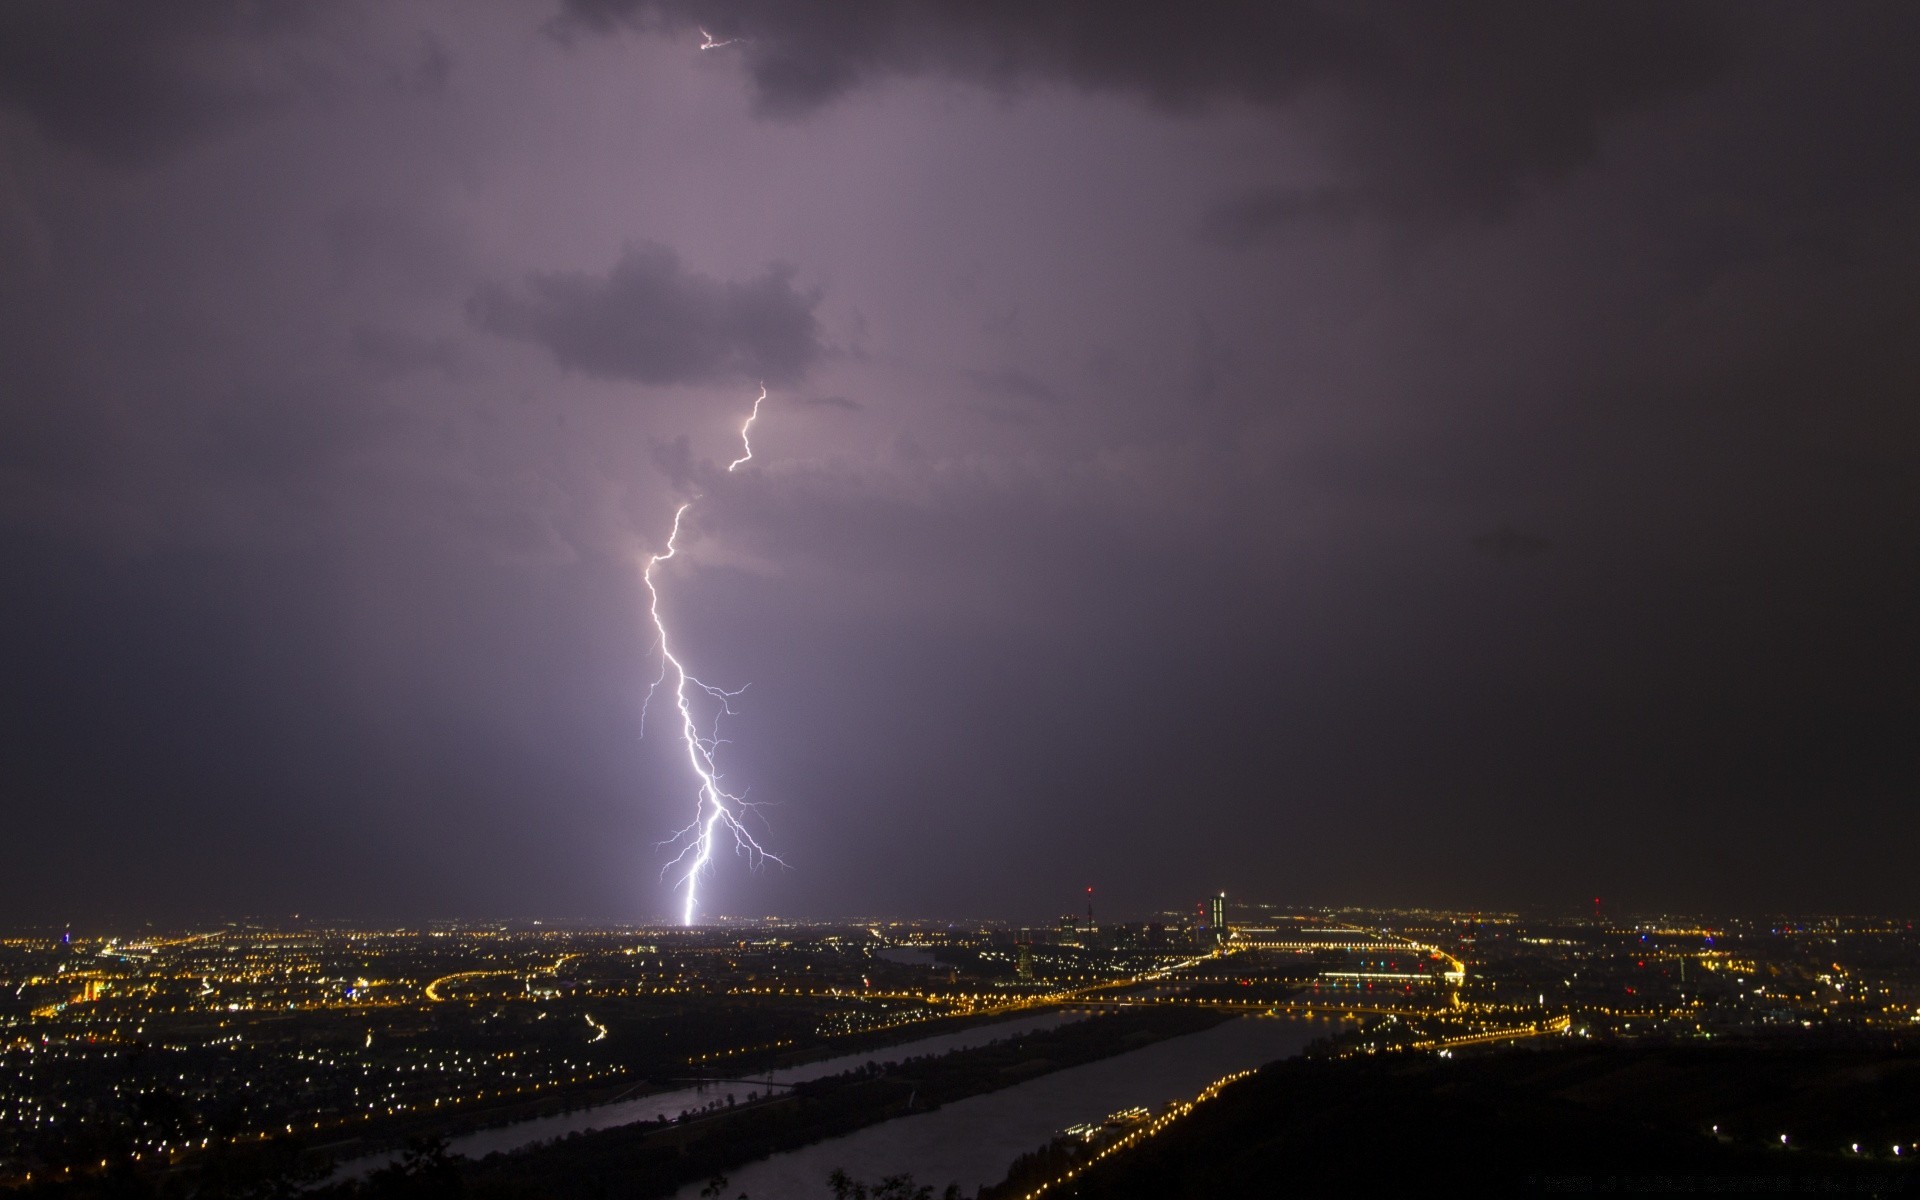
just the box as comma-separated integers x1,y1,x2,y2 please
6,904,1914,1193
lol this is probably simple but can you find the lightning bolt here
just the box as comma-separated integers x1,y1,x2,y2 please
698,29,738,51
643,386,782,926
727,383,766,472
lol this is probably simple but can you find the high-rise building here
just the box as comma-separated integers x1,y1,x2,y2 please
1209,892,1228,944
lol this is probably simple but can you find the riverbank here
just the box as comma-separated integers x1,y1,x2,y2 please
668,1014,1331,1200
1012,1041,1920,1198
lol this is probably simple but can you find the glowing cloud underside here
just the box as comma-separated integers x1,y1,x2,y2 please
644,385,782,926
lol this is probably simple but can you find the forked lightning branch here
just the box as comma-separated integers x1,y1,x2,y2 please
643,385,782,925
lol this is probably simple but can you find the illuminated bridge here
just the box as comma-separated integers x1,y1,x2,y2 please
1229,928,1467,985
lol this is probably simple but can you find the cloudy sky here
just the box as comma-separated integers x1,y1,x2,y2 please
3,1,1916,924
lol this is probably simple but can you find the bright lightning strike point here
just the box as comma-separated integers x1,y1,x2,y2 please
643,388,782,926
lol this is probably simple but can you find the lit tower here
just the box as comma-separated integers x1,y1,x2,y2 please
1209,891,1228,945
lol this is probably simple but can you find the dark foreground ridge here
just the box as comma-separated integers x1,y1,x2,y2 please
1008,1041,1920,1198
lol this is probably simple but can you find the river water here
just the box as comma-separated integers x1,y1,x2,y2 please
330,1009,1088,1178
667,1013,1341,1200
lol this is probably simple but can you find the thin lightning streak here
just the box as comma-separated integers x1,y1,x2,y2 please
698,29,738,50
642,388,782,926
728,383,766,472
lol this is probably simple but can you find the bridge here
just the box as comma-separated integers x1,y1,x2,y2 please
1235,940,1425,952
1069,996,1445,1019
1228,932,1468,984
1411,1013,1571,1050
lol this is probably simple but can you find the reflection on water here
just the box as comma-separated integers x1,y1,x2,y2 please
330,1010,1087,1179
669,1015,1338,1200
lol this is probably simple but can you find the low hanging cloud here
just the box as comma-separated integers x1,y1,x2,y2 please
469,241,823,385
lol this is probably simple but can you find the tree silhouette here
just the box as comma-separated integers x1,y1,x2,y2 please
827,1168,964,1200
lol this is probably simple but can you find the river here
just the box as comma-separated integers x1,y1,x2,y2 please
667,1013,1341,1200
329,1009,1089,1179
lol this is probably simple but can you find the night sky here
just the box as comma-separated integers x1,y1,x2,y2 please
2,2,1916,924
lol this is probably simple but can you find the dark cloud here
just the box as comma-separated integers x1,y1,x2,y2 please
561,0,1723,214
322,205,468,295
350,325,461,377
392,32,453,97
961,367,1062,407
1471,526,1551,562
558,0,1365,116
469,242,822,385
1199,186,1365,246
0,0,325,166
795,394,862,412
648,433,697,492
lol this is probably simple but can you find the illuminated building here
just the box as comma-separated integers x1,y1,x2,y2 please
1209,892,1228,945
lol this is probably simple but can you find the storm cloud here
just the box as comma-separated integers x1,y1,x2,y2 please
1,2,1917,925
0,0,339,166
561,0,1723,214
471,242,822,385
